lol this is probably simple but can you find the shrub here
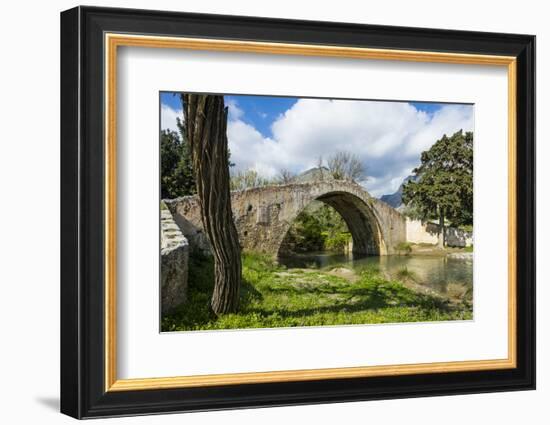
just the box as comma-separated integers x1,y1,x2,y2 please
395,242,413,255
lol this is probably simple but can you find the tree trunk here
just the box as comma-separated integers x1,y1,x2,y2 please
183,94,242,315
438,207,446,248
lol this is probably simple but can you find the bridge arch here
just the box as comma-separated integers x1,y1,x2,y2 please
277,190,385,256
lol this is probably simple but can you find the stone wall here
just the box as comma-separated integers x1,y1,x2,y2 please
406,218,473,247
370,198,407,254
160,205,189,314
406,219,440,245
164,196,211,256
445,226,473,248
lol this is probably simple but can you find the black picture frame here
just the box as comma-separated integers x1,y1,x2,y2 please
60,5,535,419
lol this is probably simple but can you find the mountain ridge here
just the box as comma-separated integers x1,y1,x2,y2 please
379,175,417,209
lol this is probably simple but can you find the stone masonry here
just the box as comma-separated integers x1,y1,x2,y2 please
406,218,473,247
160,205,189,314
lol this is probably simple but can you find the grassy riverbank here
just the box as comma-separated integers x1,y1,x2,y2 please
161,252,472,332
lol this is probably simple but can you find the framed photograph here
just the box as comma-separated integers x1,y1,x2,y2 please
60,6,535,419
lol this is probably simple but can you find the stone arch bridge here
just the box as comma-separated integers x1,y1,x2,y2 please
165,180,407,257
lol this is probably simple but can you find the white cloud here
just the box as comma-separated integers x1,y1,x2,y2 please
227,120,279,177
226,98,244,121
161,104,182,133
160,98,473,197
226,99,473,197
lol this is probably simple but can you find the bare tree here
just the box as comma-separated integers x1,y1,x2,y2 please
230,169,271,190
327,151,366,182
327,152,346,180
278,168,296,184
183,94,242,315
346,154,366,182
316,156,324,181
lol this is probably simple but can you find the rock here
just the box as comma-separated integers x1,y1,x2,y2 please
447,252,474,260
330,267,354,276
327,267,358,282
445,227,473,248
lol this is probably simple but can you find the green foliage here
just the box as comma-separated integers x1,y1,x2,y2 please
395,242,413,255
281,203,351,254
459,224,474,232
310,203,351,252
161,252,216,330
324,232,352,252
282,209,326,252
402,130,473,227
399,203,425,222
161,252,472,331
161,94,239,199
160,124,196,199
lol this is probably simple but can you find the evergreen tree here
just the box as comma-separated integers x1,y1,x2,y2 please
402,130,473,247
160,121,196,199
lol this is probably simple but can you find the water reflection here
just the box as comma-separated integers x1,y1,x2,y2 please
278,252,473,295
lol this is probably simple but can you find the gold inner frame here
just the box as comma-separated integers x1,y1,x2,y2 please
104,33,517,392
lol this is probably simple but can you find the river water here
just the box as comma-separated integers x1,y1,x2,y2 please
278,252,473,296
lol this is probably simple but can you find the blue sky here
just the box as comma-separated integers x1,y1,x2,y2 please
160,92,473,197
161,92,297,138
161,92,447,138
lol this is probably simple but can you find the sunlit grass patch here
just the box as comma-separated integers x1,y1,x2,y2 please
161,252,473,332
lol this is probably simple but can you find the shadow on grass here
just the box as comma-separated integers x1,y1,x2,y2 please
161,253,459,332
162,253,264,331
244,283,451,320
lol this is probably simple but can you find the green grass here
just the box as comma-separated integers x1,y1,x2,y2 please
161,252,473,332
